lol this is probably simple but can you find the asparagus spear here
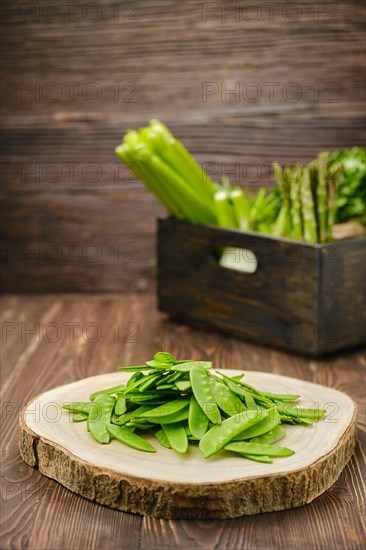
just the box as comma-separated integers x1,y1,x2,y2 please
316,152,329,243
273,163,291,236
327,161,342,240
288,165,303,240
300,167,318,243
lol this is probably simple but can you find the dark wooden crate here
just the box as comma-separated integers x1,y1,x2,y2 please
157,218,366,356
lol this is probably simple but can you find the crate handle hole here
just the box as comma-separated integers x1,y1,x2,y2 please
218,246,258,274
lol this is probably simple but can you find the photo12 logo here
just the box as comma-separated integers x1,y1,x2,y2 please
1,2,140,24
1,81,139,105
202,81,339,104
201,2,339,23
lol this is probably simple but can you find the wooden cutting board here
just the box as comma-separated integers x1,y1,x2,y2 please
19,370,357,519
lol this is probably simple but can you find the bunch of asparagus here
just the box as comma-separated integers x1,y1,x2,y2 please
272,154,340,243
116,120,361,244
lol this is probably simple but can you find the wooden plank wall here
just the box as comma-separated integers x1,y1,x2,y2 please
1,0,365,291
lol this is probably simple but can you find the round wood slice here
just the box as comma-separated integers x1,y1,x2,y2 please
19,371,357,519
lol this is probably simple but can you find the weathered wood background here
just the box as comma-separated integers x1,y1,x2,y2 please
1,0,365,291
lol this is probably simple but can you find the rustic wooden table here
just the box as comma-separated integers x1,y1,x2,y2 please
1,293,365,549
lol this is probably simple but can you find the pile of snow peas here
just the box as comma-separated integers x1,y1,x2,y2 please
62,352,326,463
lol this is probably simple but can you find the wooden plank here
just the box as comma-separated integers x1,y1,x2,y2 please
1,294,365,548
1,1,365,119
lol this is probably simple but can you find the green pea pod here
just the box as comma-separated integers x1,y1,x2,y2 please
251,425,286,445
115,394,127,415
154,428,171,448
137,372,162,392
232,408,280,441
146,407,189,425
63,402,93,414
156,372,182,387
72,412,88,422
154,352,176,363
276,403,326,420
139,398,190,419
188,395,209,439
89,384,126,401
240,454,273,463
175,380,191,392
209,375,246,416
107,424,156,452
261,392,300,402
172,361,212,372
117,366,149,372
221,377,258,409
190,365,221,425
225,441,295,457
88,395,116,444
145,360,172,369
199,410,262,458
161,422,188,453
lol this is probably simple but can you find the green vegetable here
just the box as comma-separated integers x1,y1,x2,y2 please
332,147,366,224
225,441,295,457
62,352,326,461
190,364,221,425
116,121,364,243
88,395,116,444
199,410,263,458
107,424,156,453
188,395,209,439
162,422,188,454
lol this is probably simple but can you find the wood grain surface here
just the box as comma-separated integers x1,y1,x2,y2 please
1,0,366,292
1,294,365,548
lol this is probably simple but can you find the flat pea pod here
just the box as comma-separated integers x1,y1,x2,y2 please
175,380,191,392
89,384,125,401
232,408,279,441
72,412,88,422
145,360,172,369
199,410,262,458
118,366,149,372
262,392,300,402
139,398,190,419
172,361,212,372
251,425,286,445
156,372,182,387
113,407,142,425
115,394,127,415
224,441,295,457
209,375,246,416
188,395,209,439
88,395,116,444
275,403,326,420
222,378,258,409
161,422,188,454
241,454,273,463
154,428,171,448
154,352,176,363
107,424,156,452
63,402,93,414
190,365,221,425
137,372,163,392
143,406,189,425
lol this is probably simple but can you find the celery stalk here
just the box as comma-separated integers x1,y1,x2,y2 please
214,191,238,228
